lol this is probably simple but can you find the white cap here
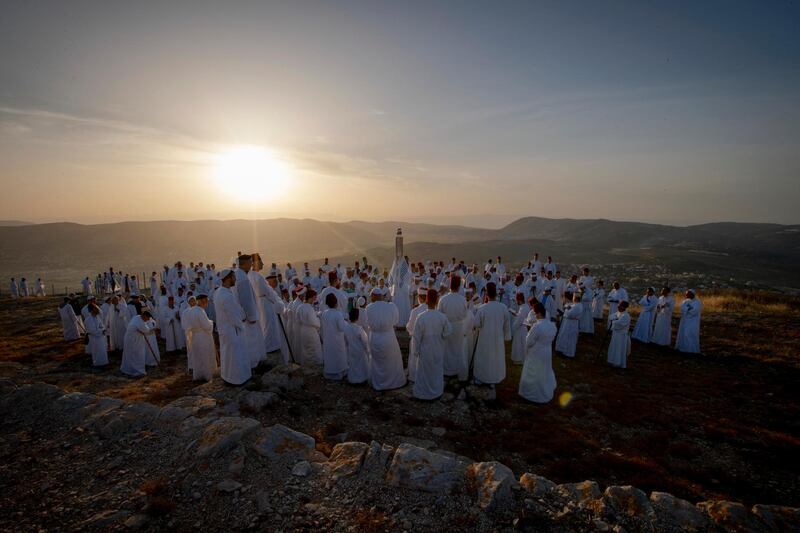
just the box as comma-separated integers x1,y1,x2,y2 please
371,287,384,297
220,268,234,280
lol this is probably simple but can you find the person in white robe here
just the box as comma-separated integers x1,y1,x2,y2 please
9,278,19,298
34,278,45,297
296,289,323,365
59,298,83,341
121,311,156,377
606,282,629,328
518,302,558,403
80,277,93,297
85,304,109,367
388,255,413,325
632,287,658,343
320,293,348,379
675,290,702,353
250,254,284,357
592,280,606,320
366,288,406,390
235,255,265,368
555,293,582,358
107,296,128,351
472,283,511,385
318,272,349,318
578,269,594,334
345,308,370,384
215,269,251,385
554,271,566,312
651,287,674,346
160,297,183,352
510,293,530,365
182,294,218,381
20,278,29,298
149,273,158,298
405,288,428,381
412,290,453,400
607,302,632,368
436,276,468,376
287,287,305,360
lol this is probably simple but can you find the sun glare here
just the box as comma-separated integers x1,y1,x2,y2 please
214,145,290,202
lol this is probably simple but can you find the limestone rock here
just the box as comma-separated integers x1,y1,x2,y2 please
292,460,312,477
593,486,655,531
386,443,464,493
196,417,261,458
238,390,276,411
361,440,394,476
53,391,97,423
520,473,556,498
556,480,602,504
466,461,517,511
431,427,446,437
328,442,369,478
78,397,124,429
260,363,304,392
217,479,242,493
698,500,763,532
97,402,160,439
252,424,315,459
158,396,216,427
649,492,710,532
751,504,800,532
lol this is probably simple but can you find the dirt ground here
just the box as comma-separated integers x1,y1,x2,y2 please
1,292,798,509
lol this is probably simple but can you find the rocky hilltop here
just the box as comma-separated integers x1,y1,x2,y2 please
1,373,797,532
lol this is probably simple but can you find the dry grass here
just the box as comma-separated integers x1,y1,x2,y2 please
699,289,799,315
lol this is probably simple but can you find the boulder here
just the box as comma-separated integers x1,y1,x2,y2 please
591,486,655,531
520,473,556,498
78,397,125,429
751,504,800,532
97,402,160,439
53,392,98,424
556,480,602,504
466,461,517,511
292,460,312,477
178,415,218,438
698,500,764,532
195,417,261,458
649,492,710,532
361,440,394,476
386,443,464,493
238,390,277,411
328,442,369,478
158,396,216,427
252,424,315,459
260,364,304,392
216,479,242,493
3,383,64,417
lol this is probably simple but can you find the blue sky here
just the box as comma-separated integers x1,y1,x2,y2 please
1,1,798,225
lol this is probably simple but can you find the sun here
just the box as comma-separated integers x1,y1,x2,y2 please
213,145,290,202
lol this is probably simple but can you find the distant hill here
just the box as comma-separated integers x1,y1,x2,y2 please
0,217,797,292
0,220,32,227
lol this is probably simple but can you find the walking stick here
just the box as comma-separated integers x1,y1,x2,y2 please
276,313,297,364
455,329,481,399
142,332,161,367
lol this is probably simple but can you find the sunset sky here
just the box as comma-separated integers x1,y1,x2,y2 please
1,1,798,226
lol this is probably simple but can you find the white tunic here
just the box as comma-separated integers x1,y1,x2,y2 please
59,304,82,341
366,301,406,390
472,300,511,384
405,303,426,381
632,295,657,343
651,295,674,346
182,306,218,381
296,303,322,365
107,303,128,351
412,309,453,400
518,319,557,403
555,303,582,358
510,303,531,364
606,288,629,327
215,286,251,385
592,288,606,319
121,315,153,377
437,292,468,376
236,269,265,367
344,322,370,384
160,306,183,352
607,311,631,368
321,308,348,379
675,298,702,353
85,314,109,367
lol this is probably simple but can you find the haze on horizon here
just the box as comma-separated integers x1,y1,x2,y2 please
1,1,799,227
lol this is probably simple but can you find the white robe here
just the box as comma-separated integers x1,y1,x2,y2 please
107,303,128,351
632,295,657,343
10,281,19,298
85,314,109,367
236,269,265,367
121,315,153,377
144,318,160,365
651,295,674,346
344,322,370,384
579,288,595,334
607,288,629,328
182,306,218,381
592,288,606,319
215,286,251,385
366,301,406,390
437,292,468,376
607,311,632,368
160,306,183,351
391,283,412,326
555,303,582,358
296,303,322,365
675,298,702,353
518,319,557,403
412,309,452,400
405,303,426,381
472,300,511,384
510,303,531,364
59,304,82,341
321,308,348,379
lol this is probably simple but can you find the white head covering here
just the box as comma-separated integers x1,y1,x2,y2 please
371,287,384,297
220,268,234,280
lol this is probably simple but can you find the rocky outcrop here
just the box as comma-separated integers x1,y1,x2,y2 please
0,379,797,532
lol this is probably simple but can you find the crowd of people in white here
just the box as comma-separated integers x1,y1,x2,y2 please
56,250,703,404
7,277,47,298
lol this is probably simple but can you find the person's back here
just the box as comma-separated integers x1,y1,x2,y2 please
366,299,405,390
344,320,370,384
675,294,702,353
437,289,468,376
412,307,452,400
321,307,347,379
473,300,511,385
519,313,557,403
